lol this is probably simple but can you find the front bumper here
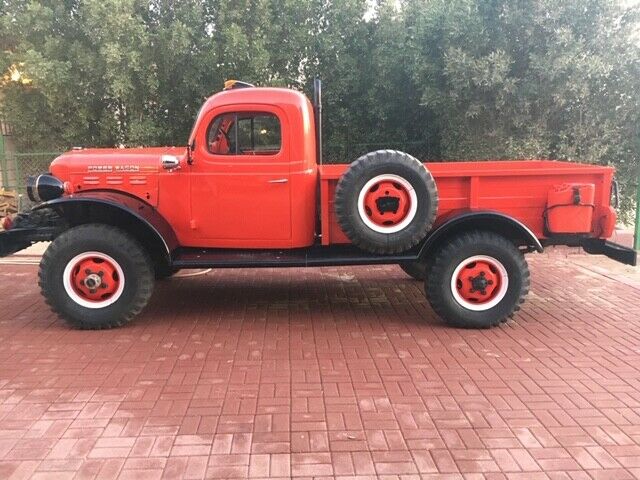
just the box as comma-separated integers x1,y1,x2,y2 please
0,227,58,257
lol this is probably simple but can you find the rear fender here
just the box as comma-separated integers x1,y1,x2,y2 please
36,191,178,269
418,210,543,259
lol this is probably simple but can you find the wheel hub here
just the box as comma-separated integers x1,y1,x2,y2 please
363,180,411,227
375,195,400,214
457,261,499,302
67,254,122,304
83,272,103,291
356,174,419,235
450,255,509,311
469,271,494,295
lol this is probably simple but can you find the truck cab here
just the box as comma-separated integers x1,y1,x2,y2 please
45,86,319,250
183,87,317,248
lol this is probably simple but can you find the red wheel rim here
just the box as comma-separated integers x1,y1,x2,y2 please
451,255,509,310
70,256,120,302
63,252,125,308
357,174,417,234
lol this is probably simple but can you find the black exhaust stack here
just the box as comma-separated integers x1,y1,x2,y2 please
313,78,322,165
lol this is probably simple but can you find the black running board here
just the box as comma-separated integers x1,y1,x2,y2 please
171,244,421,269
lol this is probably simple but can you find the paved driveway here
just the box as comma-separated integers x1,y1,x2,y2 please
0,251,639,479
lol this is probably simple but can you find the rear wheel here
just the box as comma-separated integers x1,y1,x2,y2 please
39,224,154,329
425,231,529,328
399,261,427,281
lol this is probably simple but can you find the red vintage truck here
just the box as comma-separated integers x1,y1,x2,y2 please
0,80,635,330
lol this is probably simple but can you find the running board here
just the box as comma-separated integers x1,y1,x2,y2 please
171,244,421,269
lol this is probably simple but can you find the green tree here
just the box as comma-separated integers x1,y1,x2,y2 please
1,0,639,217
405,0,640,218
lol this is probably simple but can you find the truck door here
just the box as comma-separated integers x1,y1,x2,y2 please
190,106,292,245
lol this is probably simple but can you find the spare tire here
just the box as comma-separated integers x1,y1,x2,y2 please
335,150,438,254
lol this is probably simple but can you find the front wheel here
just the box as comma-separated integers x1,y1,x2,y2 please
39,224,154,329
425,231,530,328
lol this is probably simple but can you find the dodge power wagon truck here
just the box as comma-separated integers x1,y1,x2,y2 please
0,80,636,330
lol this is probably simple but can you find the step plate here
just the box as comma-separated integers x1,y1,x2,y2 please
172,244,420,269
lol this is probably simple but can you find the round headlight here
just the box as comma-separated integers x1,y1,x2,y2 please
27,174,65,203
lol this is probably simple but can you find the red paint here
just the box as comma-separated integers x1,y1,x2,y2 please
546,183,596,234
320,162,616,245
48,86,618,250
363,179,411,228
455,259,502,304
69,255,120,302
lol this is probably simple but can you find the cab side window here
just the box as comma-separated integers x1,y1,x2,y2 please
207,112,281,155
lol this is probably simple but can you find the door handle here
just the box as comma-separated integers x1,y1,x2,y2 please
161,155,181,170
268,178,288,184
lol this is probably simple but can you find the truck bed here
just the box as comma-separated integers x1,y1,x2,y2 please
319,160,615,245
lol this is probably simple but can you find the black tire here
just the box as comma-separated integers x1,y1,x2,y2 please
335,150,438,254
399,261,427,281
155,264,179,280
39,224,154,329
425,231,530,328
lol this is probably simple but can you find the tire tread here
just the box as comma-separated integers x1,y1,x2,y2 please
425,230,530,328
39,224,154,329
335,150,438,254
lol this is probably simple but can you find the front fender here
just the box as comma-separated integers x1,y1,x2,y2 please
419,209,543,259
36,191,178,265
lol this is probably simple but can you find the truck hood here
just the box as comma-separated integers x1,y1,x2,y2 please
49,146,187,208
50,146,187,178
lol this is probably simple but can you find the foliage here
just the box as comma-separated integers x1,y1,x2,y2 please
1,0,639,218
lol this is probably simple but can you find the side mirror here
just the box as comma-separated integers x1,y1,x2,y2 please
161,155,181,170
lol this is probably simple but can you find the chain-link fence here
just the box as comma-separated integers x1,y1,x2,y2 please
0,152,62,211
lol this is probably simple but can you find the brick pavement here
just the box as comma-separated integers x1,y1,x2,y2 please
0,253,639,479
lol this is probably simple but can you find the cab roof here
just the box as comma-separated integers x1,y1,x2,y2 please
201,87,311,112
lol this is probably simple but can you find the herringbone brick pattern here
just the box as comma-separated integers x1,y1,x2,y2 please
0,254,639,479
